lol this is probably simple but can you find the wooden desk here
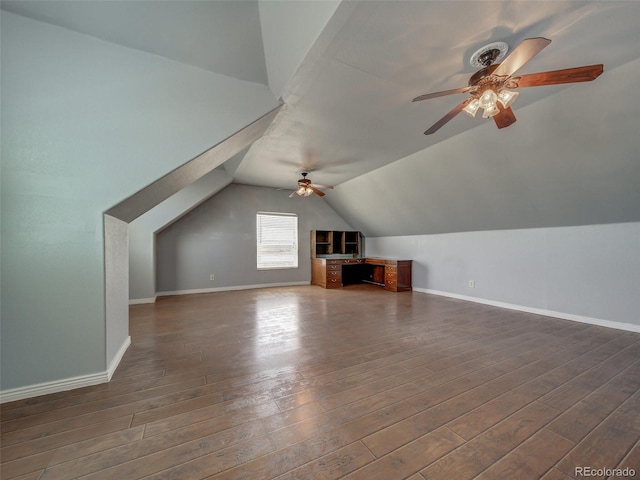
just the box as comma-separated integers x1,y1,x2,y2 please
311,257,412,292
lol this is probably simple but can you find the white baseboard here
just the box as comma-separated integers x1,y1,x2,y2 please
157,281,311,297
137,282,312,301
107,336,131,380
0,372,108,404
0,336,131,404
414,287,640,333
129,297,157,305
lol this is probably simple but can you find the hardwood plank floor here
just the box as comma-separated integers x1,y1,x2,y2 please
2,285,639,479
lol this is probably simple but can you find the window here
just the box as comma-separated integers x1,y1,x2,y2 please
256,212,298,270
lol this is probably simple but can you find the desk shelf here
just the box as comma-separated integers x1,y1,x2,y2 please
311,230,363,258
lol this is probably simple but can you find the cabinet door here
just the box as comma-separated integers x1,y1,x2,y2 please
395,261,412,291
311,258,327,286
371,265,385,285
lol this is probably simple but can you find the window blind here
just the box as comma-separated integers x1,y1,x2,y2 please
256,212,298,270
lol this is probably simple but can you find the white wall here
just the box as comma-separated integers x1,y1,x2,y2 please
367,222,640,329
0,12,277,394
156,184,353,293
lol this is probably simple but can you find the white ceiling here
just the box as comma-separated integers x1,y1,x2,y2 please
236,1,640,189
4,0,639,235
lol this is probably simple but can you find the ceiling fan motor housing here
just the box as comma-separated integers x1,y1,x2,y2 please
299,172,311,185
468,64,499,87
470,41,509,68
478,48,500,66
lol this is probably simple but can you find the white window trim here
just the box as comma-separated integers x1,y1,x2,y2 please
256,212,299,270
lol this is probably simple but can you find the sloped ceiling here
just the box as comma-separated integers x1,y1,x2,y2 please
237,0,640,236
0,0,268,84
245,1,640,236
4,0,639,237
327,56,640,236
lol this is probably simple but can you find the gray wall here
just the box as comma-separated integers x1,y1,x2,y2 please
366,222,640,328
129,168,233,302
156,184,353,293
104,215,129,368
1,12,276,392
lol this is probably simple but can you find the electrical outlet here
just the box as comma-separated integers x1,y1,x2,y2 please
210,274,215,281
468,280,475,288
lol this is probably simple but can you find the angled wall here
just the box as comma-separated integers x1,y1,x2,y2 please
129,168,233,303
0,11,278,397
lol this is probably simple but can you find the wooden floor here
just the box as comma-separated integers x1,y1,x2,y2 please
2,285,639,480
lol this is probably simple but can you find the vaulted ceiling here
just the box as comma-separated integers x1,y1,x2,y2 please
4,0,639,236
0,0,269,83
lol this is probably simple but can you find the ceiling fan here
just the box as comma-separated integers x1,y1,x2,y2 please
288,172,334,198
413,37,603,135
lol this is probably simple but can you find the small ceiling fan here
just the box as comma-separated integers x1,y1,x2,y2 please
289,172,334,198
413,37,603,135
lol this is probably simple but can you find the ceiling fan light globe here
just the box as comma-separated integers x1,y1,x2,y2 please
482,104,500,118
304,188,313,196
497,89,519,108
478,89,498,110
463,99,480,117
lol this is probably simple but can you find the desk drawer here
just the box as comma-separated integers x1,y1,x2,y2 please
326,277,342,288
365,258,385,265
327,260,343,265
386,266,397,274
342,259,364,264
327,270,342,278
328,264,341,271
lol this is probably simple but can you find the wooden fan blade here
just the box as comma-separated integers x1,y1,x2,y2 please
512,64,603,88
309,186,325,197
493,106,517,129
289,191,298,198
492,37,551,78
412,87,471,102
424,99,471,135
